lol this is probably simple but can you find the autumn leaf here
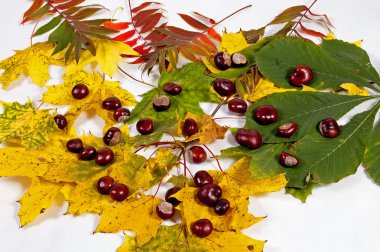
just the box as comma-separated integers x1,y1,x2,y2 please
174,184,263,232
340,83,369,96
123,224,265,252
18,178,65,227
68,39,139,77
219,31,250,54
0,42,63,88
248,78,295,102
129,63,219,124
177,112,228,144
96,194,163,245
42,70,136,126
0,100,57,149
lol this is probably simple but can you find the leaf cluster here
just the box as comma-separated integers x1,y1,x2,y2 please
23,0,117,60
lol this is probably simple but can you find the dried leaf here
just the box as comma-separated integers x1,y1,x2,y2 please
177,113,228,144
219,31,249,54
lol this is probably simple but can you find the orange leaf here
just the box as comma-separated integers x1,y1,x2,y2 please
207,28,222,41
299,22,326,38
178,13,209,30
103,21,131,31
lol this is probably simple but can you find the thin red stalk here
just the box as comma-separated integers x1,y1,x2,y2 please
210,97,227,117
179,162,193,177
30,18,41,46
118,66,156,88
134,141,176,153
152,169,169,197
203,144,224,173
182,149,188,177
289,0,319,36
213,116,246,120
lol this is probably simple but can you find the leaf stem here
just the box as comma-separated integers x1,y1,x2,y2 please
118,66,156,88
210,97,227,117
289,0,319,36
203,144,224,173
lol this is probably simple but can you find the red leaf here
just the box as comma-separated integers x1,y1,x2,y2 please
133,44,152,55
104,21,131,31
133,9,161,27
124,38,139,47
56,0,86,10
193,12,216,24
308,10,334,27
198,34,217,51
22,0,44,23
299,22,326,38
113,30,135,41
185,43,209,57
179,48,199,62
140,13,162,34
127,57,148,64
192,38,215,54
207,28,221,41
178,13,209,30
131,1,161,13
166,26,200,38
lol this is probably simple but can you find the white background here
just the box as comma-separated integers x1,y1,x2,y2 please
0,0,380,251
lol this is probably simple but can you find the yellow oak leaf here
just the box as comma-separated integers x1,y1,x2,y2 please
18,178,65,227
177,112,228,144
0,42,63,88
219,31,250,54
248,78,295,102
0,100,57,149
96,194,163,245
42,70,136,125
67,39,139,77
340,83,369,96
124,224,265,252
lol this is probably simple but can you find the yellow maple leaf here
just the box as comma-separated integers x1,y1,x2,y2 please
177,112,228,144
174,185,263,232
18,178,65,227
340,83,369,96
121,224,265,252
96,194,163,245
248,78,296,102
42,70,136,125
0,100,57,149
219,31,250,55
67,39,139,77
0,42,64,88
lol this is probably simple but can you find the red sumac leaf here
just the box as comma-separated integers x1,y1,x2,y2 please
131,1,161,13
113,30,135,41
192,38,215,54
123,38,139,47
133,44,151,55
299,22,326,38
179,47,199,62
104,21,131,31
193,12,216,24
207,28,222,41
23,0,44,23
56,0,86,10
140,13,162,34
178,13,209,30
165,26,200,38
133,9,161,27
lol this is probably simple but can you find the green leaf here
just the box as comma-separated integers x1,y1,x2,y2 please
285,184,315,202
363,120,380,184
49,21,75,55
210,38,273,80
0,101,56,149
286,103,379,188
255,37,372,90
129,63,219,124
220,144,288,179
167,175,188,188
321,39,380,85
34,16,62,36
245,92,373,143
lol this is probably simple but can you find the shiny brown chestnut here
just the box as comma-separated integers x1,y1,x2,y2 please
277,122,298,137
